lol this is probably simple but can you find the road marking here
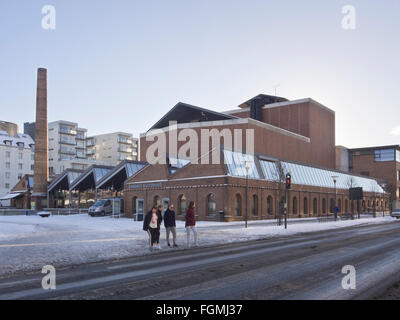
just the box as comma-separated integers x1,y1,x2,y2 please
0,237,140,248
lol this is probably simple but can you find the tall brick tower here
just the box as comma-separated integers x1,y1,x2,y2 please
32,68,49,210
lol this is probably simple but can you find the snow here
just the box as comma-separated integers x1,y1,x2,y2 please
0,214,396,276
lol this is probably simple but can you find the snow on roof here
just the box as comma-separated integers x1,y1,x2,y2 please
0,131,34,148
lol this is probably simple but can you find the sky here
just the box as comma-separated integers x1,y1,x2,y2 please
0,0,399,148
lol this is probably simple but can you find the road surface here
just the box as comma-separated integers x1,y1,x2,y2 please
0,221,399,300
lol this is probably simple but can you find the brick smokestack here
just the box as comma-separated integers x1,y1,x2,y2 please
32,68,49,210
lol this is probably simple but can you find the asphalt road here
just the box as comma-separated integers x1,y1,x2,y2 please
0,221,399,300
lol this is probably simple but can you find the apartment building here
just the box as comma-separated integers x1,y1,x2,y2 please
86,132,138,165
0,130,34,198
47,120,106,175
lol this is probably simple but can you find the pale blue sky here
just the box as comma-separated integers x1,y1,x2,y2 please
1,0,399,148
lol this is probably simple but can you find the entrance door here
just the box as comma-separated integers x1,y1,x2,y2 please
162,198,170,217
136,198,144,221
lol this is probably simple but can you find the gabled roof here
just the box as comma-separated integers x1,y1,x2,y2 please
148,102,237,131
69,165,113,192
96,160,148,190
48,169,84,192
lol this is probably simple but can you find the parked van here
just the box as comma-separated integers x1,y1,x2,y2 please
88,199,113,217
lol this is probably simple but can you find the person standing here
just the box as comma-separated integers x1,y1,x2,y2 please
185,201,198,247
164,204,178,247
143,206,163,251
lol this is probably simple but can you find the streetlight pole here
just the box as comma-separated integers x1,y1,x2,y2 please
332,176,338,221
245,161,251,229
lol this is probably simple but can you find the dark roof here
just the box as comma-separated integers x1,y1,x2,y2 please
238,94,288,108
148,102,237,131
348,145,400,152
69,165,114,192
96,160,148,191
48,169,84,192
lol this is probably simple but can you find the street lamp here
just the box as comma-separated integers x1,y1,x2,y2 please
244,160,251,229
332,176,338,221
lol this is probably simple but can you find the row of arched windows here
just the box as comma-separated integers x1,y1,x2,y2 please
132,194,388,217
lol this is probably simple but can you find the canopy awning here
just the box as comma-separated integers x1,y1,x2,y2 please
0,192,23,200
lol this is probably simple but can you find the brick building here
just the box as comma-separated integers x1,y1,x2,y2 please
344,145,400,210
123,95,387,221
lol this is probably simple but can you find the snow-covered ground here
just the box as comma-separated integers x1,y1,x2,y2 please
0,214,396,276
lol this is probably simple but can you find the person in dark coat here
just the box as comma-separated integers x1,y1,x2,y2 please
164,204,178,247
143,206,163,251
185,201,198,247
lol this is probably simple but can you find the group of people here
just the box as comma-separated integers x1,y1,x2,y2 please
142,201,198,251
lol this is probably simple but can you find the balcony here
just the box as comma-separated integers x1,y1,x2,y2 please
118,138,133,145
58,148,76,155
118,147,132,153
59,139,76,146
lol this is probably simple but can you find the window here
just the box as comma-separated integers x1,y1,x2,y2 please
374,149,395,162
304,197,308,215
31,164,34,171
292,197,298,215
5,172,10,179
5,162,10,169
330,199,335,213
18,163,23,170
31,154,34,161
345,199,348,213
207,194,217,216
132,196,137,214
18,153,23,160
6,151,10,158
322,198,327,214
234,194,242,216
153,195,161,207
251,195,258,216
5,183,10,188
18,174,22,180
338,199,342,213
267,196,273,215
313,198,318,215
178,195,187,215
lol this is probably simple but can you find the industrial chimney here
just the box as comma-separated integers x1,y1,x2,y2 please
31,68,49,210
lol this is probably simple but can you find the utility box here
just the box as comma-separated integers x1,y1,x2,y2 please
219,210,225,222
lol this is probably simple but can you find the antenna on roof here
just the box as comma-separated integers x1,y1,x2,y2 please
272,84,280,97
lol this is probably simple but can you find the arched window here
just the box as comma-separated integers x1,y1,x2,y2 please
234,194,242,216
291,197,297,215
330,199,335,213
207,193,216,216
178,195,187,215
132,196,137,214
267,196,273,215
304,197,308,215
153,195,161,207
322,198,327,214
252,195,258,216
313,198,318,215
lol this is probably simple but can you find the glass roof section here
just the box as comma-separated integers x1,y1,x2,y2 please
223,150,385,193
223,150,260,179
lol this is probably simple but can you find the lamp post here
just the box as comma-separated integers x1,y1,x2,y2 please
245,160,251,229
332,176,338,221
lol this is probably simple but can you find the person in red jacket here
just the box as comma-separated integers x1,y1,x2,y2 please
185,201,198,247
